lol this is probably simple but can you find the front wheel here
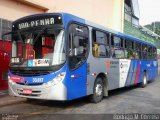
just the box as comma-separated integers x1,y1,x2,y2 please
90,77,104,103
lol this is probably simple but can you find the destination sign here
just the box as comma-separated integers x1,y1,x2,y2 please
18,18,54,30
12,14,63,31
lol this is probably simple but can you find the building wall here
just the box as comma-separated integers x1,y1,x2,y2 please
37,0,124,32
0,0,124,32
0,0,45,21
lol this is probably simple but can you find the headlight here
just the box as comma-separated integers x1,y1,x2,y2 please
43,72,66,86
8,76,15,85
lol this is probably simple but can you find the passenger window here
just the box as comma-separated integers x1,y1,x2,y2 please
94,31,106,44
153,47,157,59
110,36,125,59
68,24,89,70
135,42,141,51
148,46,153,59
113,36,121,47
112,48,125,59
125,40,134,49
92,30,109,57
72,35,87,57
134,42,141,59
142,45,148,59
125,40,134,59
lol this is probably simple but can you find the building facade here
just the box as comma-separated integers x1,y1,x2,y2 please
0,0,125,32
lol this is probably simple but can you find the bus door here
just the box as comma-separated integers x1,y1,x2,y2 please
68,23,89,99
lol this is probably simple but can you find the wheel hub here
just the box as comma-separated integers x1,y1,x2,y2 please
95,84,102,96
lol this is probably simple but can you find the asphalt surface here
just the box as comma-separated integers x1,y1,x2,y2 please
0,77,160,120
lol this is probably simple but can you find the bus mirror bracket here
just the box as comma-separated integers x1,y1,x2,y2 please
74,48,78,56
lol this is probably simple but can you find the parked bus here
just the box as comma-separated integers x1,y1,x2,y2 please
4,13,158,103
0,40,11,91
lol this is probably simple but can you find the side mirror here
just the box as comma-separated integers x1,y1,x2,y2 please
69,48,79,56
73,47,84,56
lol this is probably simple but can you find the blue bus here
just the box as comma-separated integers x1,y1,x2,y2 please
5,13,158,103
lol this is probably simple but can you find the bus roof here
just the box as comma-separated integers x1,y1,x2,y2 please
13,12,156,47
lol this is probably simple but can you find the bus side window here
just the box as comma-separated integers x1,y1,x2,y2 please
111,36,125,59
92,30,108,57
125,40,134,59
134,42,141,59
142,44,148,59
153,47,157,59
73,35,87,57
148,46,152,59
68,24,89,70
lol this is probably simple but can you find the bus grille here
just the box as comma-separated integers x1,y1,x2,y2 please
10,70,51,77
17,83,43,86
17,89,41,97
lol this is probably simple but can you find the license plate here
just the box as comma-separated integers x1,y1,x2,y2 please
23,89,32,95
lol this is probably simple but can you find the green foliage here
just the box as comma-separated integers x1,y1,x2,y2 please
145,22,160,36
124,20,160,49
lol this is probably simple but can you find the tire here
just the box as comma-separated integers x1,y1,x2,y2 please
90,77,104,103
140,72,147,88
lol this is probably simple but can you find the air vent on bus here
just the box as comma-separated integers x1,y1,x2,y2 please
17,83,43,86
10,70,51,77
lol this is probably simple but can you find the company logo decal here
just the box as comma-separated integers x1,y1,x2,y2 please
106,60,110,72
27,59,50,67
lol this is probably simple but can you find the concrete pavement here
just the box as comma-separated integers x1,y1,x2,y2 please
0,77,160,120
0,91,26,107
0,76,159,111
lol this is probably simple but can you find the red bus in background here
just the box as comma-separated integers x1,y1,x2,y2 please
0,40,11,91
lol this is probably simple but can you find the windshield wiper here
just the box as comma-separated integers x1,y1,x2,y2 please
33,27,47,44
17,31,23,42
2,31,24,42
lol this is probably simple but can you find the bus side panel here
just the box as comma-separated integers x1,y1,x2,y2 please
87,58,120,91
120,60,142,87
153,60,158,79
124,60,151,86
146,60,158,81
86,58,158,94
125,60,158,85
66,62,87,100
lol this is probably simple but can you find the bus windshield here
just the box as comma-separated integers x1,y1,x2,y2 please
10,29,66,67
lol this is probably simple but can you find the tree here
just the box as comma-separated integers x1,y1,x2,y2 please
144,22,160,36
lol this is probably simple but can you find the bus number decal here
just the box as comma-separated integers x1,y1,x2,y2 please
33,78,44,83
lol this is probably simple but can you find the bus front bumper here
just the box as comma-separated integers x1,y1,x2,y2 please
8,80,67,101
